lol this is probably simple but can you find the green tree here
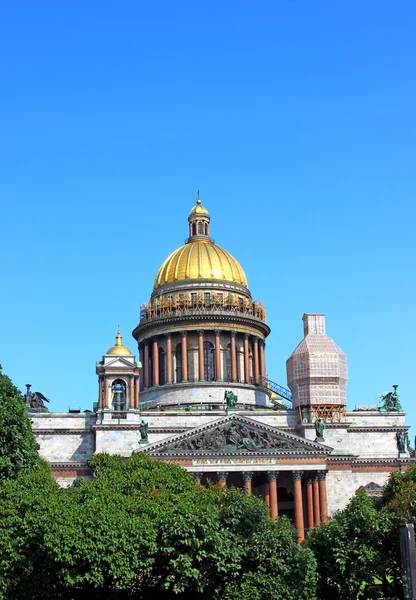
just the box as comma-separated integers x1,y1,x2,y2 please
0,367,40,480
0,452,318,600
306,490,391,600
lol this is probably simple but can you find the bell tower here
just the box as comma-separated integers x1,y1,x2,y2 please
286,314,348,422
96,329,141,417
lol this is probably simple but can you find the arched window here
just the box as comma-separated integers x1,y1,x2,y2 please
111,379,126,410
204,222,208,235
204,341,215,381
224,344,232,382
175,343,182,383
192,223,196,236
198,222,203,234
159,348,166,385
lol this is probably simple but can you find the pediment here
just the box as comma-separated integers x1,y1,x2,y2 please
103,356,136,369
143,414,333,458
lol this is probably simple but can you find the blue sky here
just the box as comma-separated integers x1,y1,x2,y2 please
1,1,415,434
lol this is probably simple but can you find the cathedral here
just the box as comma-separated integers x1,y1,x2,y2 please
30,197,412,541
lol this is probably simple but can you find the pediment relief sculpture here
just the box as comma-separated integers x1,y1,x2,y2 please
158,422,305,454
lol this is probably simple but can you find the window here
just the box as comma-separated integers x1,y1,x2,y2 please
159,348,166,385
224,344,232,382
204,222,208,235
198,222,203,234
192,223,196,236
111,379,126,410
175,343,182,382
204,341,215,381
205,292,211,309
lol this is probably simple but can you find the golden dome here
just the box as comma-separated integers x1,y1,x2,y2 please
154,240,248,289
189,198,209,216
107,329,132,355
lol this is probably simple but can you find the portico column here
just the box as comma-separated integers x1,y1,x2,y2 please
181,331,188,382
129,376,134,409
293,471,305,543
152,339,159,386
166,333,173,384
268,471,279,519
253,337,260,385
98,377,103,409
217,472,228,488
230,331,237,382
312,474,321,525
135,376,139,408
306,476,314,531
259,340,266,379
242,471,253,494
198,330,205,381
214,329,222,381
144,342,150,388
264,481,270,508
243,333,250,383
104,377,109,408
318,471,329,523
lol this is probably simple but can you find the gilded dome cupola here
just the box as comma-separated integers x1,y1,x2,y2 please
153,195,248,290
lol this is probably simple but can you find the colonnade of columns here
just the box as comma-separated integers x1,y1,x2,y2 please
140,330,267,389
193,469,328,543
97,375,140,410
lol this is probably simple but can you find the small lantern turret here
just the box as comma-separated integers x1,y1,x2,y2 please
187,193,211,241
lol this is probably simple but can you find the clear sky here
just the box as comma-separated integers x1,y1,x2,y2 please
1,1,415,434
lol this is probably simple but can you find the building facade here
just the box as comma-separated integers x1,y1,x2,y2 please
30,198,413,542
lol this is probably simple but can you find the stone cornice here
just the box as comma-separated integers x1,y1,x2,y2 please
134,313,270,342
50,462,89,469
33,429,93,435
347,426,410,433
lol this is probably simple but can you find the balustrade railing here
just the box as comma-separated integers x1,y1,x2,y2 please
140,293,266,323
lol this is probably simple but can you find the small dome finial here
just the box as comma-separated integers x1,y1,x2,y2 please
106,327,132,355
196,190,201,205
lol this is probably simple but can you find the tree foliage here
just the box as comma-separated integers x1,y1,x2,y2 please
306,491,392,600
0,452,317,600
0,367,40,480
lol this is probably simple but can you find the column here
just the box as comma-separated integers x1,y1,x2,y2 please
135,375,139,408
152,339,159,386
181,331,188,382
242,471,253,495
166,334,173,384
253,337,260,385
103,377,108,408
198,330,205,381
129,376,134,409
243,333,250,383
259,340,266,379
268,471,279,520
98,377,103,409
230,331,237,382
312,474,321,525
217,472,228,488
306,476,314,531
214,329,221,381
264,482,270,508
293,471,305,543
318,471,328,523
144,342,150,388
